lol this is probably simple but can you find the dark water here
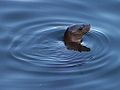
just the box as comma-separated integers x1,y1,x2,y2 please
0,0,120,90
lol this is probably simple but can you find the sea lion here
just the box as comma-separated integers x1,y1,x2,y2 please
64,24,91,52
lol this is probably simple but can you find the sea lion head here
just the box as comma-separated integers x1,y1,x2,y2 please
66,24,90,42
68,24,91,35
64,24,91,52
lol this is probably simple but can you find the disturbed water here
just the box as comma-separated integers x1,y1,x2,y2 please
0,0,120,90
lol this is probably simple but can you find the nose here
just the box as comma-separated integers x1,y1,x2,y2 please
87,24,90,27
85,24,90,29
82,24,90,28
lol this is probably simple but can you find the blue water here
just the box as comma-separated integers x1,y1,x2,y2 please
0,0,120,90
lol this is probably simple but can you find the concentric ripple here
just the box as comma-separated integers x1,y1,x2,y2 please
8,21,110,70
1,0,120,90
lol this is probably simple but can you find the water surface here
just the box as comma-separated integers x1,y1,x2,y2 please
0,0,120,90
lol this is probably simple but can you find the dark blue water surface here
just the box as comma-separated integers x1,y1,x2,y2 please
0,0,120,90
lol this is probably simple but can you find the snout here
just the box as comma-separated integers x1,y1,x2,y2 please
82,24,91,33
85,24,91,30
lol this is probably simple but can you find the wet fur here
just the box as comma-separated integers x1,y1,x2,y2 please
64,24,90,52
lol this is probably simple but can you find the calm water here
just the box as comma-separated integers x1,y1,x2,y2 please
0,0,120,90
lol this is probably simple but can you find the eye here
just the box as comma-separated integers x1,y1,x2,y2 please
79,27,83,30
79,27,82,30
